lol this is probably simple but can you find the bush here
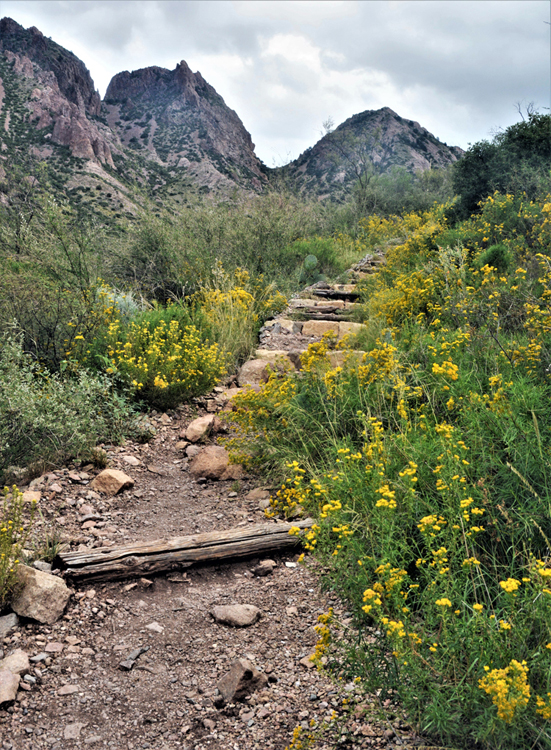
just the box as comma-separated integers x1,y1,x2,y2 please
101,307,227,410
226,192,551,749
0,486,36,608
0,332,137,480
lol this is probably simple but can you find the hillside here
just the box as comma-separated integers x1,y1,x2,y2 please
280,107,463,200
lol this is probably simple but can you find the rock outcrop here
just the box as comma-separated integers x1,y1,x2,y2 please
104,61,266,190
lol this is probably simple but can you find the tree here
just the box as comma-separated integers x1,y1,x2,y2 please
452,111,551,219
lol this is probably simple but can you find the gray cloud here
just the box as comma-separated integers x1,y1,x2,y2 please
2,0,549,163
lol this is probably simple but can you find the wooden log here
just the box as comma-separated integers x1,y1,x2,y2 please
57,519,313,583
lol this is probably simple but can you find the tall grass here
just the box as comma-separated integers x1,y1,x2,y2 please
227,191,551,748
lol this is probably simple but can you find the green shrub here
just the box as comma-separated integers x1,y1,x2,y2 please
0,333,136,479
226,192,551,749
0,486,36,608
101,307,226,410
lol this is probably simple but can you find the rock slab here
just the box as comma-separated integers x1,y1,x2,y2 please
216,658,268,704
211,604,261,628
11,565,71,624
91,469,134,496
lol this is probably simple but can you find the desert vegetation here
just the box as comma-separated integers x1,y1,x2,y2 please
1,109,550,748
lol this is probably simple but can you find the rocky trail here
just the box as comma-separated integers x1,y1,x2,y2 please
0,255,425,750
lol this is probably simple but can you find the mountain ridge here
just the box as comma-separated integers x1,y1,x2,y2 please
0,17,463,218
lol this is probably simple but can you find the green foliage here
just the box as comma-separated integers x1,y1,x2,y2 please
99,307,226,410
0,332,137,480
226,192,551,748
0,486,36,608
452,112,551,220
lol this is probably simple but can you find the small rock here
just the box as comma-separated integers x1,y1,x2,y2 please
299,655,316,670
185,415,215,443
0,670,20,705
58,684,79,696
189,446,244,481
203,718,216,731
90,469,134,497
49,483,63,494
64,723,86,740
145,622,164,633
175,441,189,451
121,455,140,466
11,566,70,625
211,604,261,628
45,642,64,653
252,560,276,577
159,413,172,424
246,488,270,502
79,504,95,517
22,491,41,504
0,649,30,676
0,614,19,638
286,606,298,616
29,653,49,664
216,659,268,705
32,561,52,573
185,444,202,458
285,562,297,568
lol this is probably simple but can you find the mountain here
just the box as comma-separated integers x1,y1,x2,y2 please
103,63,265,191
280,107,464,200
0,18,463,220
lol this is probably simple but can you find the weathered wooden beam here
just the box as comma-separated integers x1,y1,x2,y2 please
57,519,313,583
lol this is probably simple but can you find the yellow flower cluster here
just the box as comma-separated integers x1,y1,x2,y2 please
479,660,530,723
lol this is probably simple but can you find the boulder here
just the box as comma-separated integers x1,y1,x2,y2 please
211,604,261,627
254,350,295,367
189,446,244,481
184,414,215,443
11,565,71,624
90,469,134,496
0,649,30,676
0,670,20,705
216,658,268,704
252,560,276,577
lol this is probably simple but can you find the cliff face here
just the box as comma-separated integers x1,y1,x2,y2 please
0,17,100,115
282,107,464,198
104,61,266,190
0,18,115,168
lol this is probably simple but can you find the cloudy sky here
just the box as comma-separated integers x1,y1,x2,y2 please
2,1,550,165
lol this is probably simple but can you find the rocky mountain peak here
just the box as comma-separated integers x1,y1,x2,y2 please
0,17,100,115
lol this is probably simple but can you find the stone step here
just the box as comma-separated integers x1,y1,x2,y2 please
311,289,359,302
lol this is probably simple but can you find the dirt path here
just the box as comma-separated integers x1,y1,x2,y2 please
1,261,424,750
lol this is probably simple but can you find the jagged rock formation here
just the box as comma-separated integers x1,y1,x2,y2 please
0,17,100,115
104,61,266,191
281,107,464,199
0,17,463,218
